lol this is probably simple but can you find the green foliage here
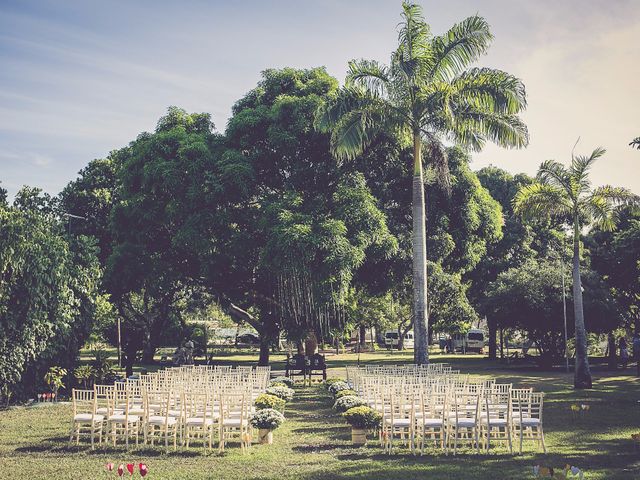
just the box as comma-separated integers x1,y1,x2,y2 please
0,195,101,401
333,395,367,413
73,365,95,389
254,393,286,412
485,259,619,366
588,207,640,327
342,406,382,429
250,408,285,430
85,343,118,384
44,367,67,394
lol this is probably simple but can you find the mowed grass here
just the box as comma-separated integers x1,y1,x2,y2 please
1,352,639,479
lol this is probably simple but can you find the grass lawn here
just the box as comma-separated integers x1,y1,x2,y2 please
1,352,639,479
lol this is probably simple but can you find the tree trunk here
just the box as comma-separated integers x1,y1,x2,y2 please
359,324,367,346
258,337,270,366
141,327,156,364
488,317,497,360
572,221,592,389
412,132,429,365
607,333,617,371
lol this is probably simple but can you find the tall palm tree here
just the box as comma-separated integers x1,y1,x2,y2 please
514,146,639,388
315,2,528,364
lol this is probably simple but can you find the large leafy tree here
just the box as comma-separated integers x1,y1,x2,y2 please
106,107,216,365
588,207,640,331
316,2,528,363
0,189,101,402
485,258,619,368
469,167,565,358
213,68,397,362
514,147,639,388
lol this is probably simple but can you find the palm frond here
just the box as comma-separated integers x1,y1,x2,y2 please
429,15,493,82
451,110,528,151
536,159,572,194
346,59,390,97
590,185,640,207
395,2,432,84
569,146,606,184
423,136,451,194
582,195,617,231
513,183,571,222
452,67,526,115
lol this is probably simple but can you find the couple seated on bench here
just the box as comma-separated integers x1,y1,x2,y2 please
285,353,327,381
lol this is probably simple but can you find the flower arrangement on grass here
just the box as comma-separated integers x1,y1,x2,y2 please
250,408,285,431
266,385,294,402
254,393,286,412
324,378,344,390
327,381,350,396
533,464,583,479
335,389,357,399
270,376,294,388
342,406,382,430
333,395,367,413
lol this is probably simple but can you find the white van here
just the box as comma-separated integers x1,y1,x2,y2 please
451,329,485,353
384,330,414,349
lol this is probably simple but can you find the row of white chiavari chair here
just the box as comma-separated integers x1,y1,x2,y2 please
345,366,545,455
70,366,270,452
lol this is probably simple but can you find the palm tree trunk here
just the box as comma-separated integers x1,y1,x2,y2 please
572,221,592,389
412,132,429,365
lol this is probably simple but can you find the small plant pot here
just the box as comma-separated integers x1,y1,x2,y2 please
351,427,367,446
258,429,274,445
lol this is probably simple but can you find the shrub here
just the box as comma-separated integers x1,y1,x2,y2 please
73,365,95,389
343,406,382,429
255,393,285,412
44,366,67,397
266,385,294,402
250,408,285,430
270,376,294,388
333,395,367,413
335,389,357,399
269,382,287,388
328,381,350,395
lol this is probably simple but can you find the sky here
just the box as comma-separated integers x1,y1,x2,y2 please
1,0,639,200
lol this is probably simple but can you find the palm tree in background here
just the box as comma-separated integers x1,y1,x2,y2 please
514,146,639,388
315,2,528,364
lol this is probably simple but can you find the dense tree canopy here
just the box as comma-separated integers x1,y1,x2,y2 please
0,191,101,401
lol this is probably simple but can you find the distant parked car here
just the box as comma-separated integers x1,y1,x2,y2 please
384,330,414,349
236,333,260,346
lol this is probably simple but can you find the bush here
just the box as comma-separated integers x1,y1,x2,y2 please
73,365,95,389
270,376,294,388
250,408,285,430
342,406,382,429
255,393,285,412
333,395,367,413
335,389,357,399
269,382,287,388
266,385,294,402
328,381,350,395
